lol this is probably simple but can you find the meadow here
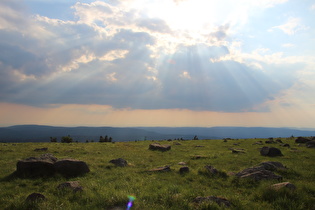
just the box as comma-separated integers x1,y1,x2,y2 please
0,137,314,210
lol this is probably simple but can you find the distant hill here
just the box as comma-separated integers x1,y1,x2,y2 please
0,125,314,142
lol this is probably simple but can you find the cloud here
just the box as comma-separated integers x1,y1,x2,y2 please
0,0,309,113
270,17,308,35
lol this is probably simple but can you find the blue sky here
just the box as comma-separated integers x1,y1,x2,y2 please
0,0,315,128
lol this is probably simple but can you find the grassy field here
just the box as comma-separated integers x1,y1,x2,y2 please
0,137,314,209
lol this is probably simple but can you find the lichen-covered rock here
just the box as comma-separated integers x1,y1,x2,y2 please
148,165,171,172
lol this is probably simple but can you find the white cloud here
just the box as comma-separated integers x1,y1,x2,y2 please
271,17,308,35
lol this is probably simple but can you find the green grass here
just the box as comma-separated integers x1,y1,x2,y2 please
0,138,314,209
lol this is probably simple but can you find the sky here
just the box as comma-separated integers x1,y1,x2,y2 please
0,0,315,128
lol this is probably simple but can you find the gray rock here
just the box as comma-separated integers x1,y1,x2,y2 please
149,143,171,151
205,165,218,175
306,140,315,148
148,165,171,172
34,148,48,151
57,181,83,192
295,137,311,143
193,196,232,207
179,166,189,174
109,158,128,167
260,147,283,157
16,154,57,177
259,161,286,171
54,159,90,177
26,193,46,202
270,182,296,190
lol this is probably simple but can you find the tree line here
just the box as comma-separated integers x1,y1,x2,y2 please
50,135,113,143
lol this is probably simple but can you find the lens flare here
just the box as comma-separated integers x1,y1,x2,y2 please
126,195,136,210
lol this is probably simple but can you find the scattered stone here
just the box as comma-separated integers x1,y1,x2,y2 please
34,148,48,151
253,141,263,145
16,154,57,177
270,182,296,191
235,167,282,181
204,165,218,175
260,147,283,157
148,165,171,172
109,158,128,167
276,139,283,143
193,196,232,207
178,162,187,165
191,155,207,159
26,193,46,202
280,143,290,148
173,142,181,145
195,145,205,147
295,137,311,143
306,140,315,148
54,159,90,177
149,143,171,152
233,143,240,146
179,166,189,174
57,181,83,192
265,140,276,144
258,161,286,171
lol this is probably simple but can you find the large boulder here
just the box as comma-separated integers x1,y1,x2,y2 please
295,137,310,143
54,159,90,177
16,154,57,177
260,147,283,157
306,140,315,148
149,143,171,152
235,161,284,181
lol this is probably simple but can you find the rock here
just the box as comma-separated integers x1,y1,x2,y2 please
34,148,48,151
253,141,263,145
195,145,205,147
230,148,245,154
179,166,189,174
109,158,128,167
235,167,282,181
148,166,171,172
265,140,276,144
149,143,171,152
281,143,290,148
258,161,286,171
26,193,46,202
173,142,181,145
276,139,283,143
191,155,207,159
178,162,187,165
57,181,83,192
54,159,90,177
193,196,232,207
260,147,283,157
306,140,315,148
270,182,296,191
16,154,57,177
204,165,218,175
295,137,311,143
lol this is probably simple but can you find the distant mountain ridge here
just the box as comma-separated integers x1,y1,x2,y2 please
0,125,314,142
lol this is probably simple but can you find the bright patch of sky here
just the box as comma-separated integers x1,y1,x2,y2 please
0,0,314,128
